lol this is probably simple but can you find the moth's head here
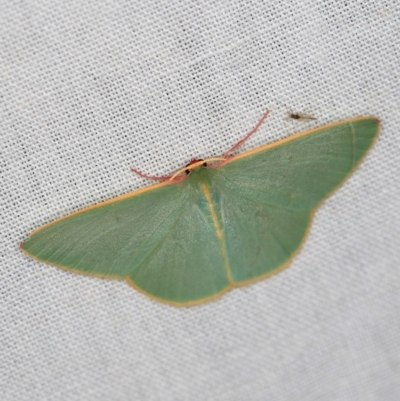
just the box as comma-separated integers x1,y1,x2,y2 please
169,157,225,182
185,159,208,175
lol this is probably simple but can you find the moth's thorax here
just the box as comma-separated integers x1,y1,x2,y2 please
188,166,210,180
185,166,217,185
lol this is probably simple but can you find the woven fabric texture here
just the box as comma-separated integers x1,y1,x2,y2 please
1,1,400,400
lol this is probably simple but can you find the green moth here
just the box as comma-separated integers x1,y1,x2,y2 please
21,113,380,306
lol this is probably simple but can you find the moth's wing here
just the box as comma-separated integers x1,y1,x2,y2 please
22,182,230,305
127,179,232,305
211,118,380,283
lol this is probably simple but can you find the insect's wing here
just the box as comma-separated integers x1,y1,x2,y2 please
22,182,230,305
211,117,379,284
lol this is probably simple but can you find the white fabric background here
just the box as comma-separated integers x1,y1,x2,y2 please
1,1,399,400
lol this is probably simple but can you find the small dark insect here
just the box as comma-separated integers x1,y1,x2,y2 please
288,112,317,121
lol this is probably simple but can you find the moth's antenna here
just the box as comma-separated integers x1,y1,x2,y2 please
224,109,270,157
130,168,172,182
